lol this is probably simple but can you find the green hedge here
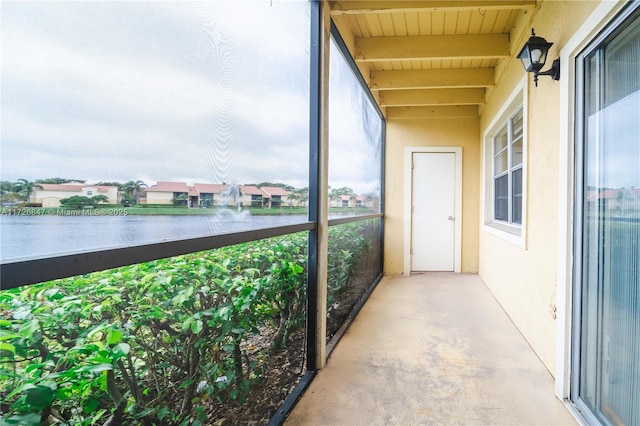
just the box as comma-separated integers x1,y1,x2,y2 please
0,222,372,425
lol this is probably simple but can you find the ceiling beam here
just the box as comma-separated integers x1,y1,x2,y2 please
370,68,495,90
386,105,479,119
379,88,485,106
356,34,509,62
330,1,535,15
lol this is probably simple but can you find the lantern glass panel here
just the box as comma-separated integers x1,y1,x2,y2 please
531,48,543,64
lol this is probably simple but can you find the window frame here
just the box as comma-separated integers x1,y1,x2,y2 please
492,108,524,224
483,76,528,248
570,3,640,423
554,0,635,407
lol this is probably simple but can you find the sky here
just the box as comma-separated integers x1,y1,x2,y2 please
1,0,382,195
586,90,640,190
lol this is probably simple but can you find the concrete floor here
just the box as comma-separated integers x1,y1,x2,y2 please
286,272,576,425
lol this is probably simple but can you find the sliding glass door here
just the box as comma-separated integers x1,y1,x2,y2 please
574,4,640,425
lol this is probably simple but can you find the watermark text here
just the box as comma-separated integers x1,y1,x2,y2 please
1,207,129,216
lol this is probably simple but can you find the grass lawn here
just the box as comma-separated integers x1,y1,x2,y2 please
124,206,309,216
14,205,375,216
121,206,375,216
124,207,216,215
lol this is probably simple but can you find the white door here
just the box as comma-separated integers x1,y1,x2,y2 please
411,152,456,271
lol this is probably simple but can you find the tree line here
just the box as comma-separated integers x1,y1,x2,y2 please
0,178,148,208
0,178,364,209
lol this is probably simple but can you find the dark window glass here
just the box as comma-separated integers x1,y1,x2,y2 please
494,174,509,221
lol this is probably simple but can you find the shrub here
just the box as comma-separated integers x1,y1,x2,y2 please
0,223,371,424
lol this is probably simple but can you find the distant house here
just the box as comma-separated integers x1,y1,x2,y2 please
146,181,189,206
260,186,290,208
188,186,199,207
355,195,374,208
191,183,234,208
239,185,266,207
144,181,294,209
333,195,356,208
31,183,118,208
587,187,640,217
329,194,374,208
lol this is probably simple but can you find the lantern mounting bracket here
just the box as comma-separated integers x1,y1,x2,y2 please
533,58,560,87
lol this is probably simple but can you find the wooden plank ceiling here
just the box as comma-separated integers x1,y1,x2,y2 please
329,0,538,118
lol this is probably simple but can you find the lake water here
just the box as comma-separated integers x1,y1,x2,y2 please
0,213,308,261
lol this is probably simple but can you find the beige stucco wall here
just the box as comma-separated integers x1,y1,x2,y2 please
42,197,62,208
146,192,173,205
240,194,255,207
478,0,600,373
33,187,118,206
33,190,77,204
384,116,481,274
84,187,118,204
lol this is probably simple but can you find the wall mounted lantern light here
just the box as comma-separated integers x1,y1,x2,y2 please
517,29,560,87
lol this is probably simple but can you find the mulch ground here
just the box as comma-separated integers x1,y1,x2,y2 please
206,330,306,425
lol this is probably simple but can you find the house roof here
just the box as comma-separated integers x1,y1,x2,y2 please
261,186,289,197
240,185,267,197
147,181,189,193
587,189,616,202
35,184,115,193
193,183,228,195
586,188,640,202
598,189,620,200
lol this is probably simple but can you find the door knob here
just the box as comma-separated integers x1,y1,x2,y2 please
447,216,454,221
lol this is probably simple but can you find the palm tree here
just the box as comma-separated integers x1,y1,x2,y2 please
295,187,309,207
122,180,147,205
1,181,21,207
287,192,299,207
13,179,42,204
0,181,14,195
